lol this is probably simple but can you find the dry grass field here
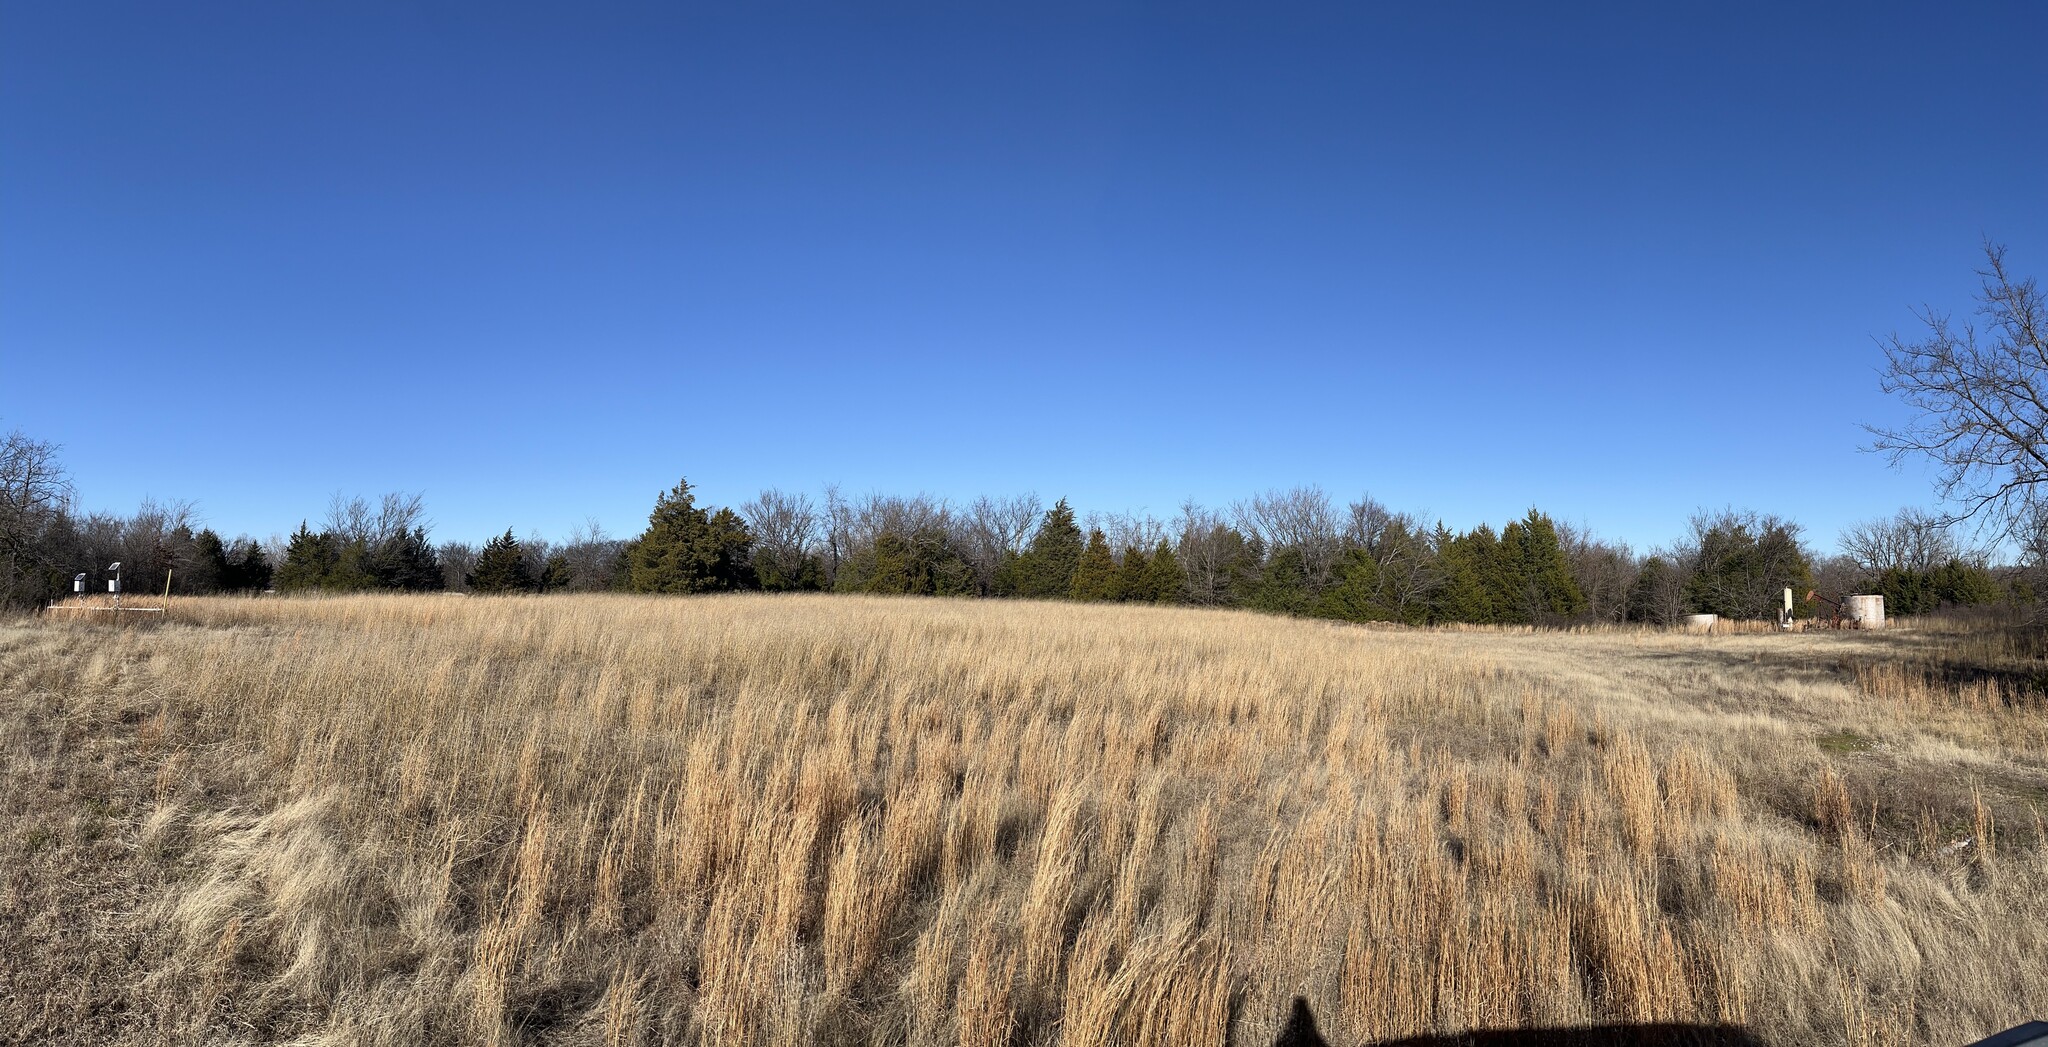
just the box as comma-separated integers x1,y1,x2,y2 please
2,594,2046,1046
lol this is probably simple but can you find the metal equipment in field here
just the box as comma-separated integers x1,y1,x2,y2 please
1804,590,1886,630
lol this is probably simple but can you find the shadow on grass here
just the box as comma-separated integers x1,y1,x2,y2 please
1272,998,1766,1047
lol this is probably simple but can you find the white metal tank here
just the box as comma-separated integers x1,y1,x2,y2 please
1847,594,1885,629
1683,614,1718,632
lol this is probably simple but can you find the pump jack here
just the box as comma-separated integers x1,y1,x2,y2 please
1805,590,1847,630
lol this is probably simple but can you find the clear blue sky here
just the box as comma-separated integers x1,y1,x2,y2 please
3,3,2043,552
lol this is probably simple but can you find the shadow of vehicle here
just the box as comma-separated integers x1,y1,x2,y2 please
1273,998,1766,1047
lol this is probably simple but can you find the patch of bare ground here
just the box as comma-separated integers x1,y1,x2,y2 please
0,598,2044,1046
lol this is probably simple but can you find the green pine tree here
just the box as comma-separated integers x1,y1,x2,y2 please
371,527,443,591
1244,545,1312,614
1069,529,1119,601
275,523,337,592
327,539,381,592
190,529,231,594
1114,545,1149,601
1430,524,1495,624
1139,539,1186,603
1008,498,1084,599
1930,559,1999,608
1311,548,1387,622
227,539,273,592
850,530,917,594
540,553,574,593
1498,509,1585,623
468,530,535,593
625,479,758,593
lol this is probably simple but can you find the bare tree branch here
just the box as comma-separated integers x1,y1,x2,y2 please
1868,243,2048,540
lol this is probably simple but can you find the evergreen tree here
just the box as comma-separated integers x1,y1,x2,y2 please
1069,529,1119,601
1682,512,1812,619
1139,539,1186,604
913,525,977,595
704,508,756,589
1312,547,1388,622
1627,556,1684,624
1244,545,1312,614
1007,499,1084,599
275,523,337,592
857,531,919,594
327,539,381,592
838,526,974,596
1930,559,2000,608
229,539,274,592
1114,545,1149,601
1430,524,1496,624
625,479,758,593
1872,558,2000,615
756,551,825,592
372,527,444,591
468,530,535,593
1497,509,1586,623
541,553,574,593
190,529,232,594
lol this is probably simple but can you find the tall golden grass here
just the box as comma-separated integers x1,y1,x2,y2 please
4,594,2046,1045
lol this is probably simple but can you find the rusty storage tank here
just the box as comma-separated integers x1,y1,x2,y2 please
1847,594,1885,629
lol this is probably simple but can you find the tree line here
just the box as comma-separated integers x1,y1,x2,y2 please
0,428,2019,624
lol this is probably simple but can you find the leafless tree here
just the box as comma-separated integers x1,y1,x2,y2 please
1629,549,1691,626
1838,507,1964,574
960,493,1040,593
1556,521,1637,624
1178,500,1254,606
1234,486,1341,594
438,541,477,591
0,429,73,606
822,484,853,584
845,492,949,550
557,518,625,591
1868,243,2048,540
1342,495,1397,552
1809,554,1865,602
1091,509,1167,561
324,492,429,547
39,496,202,599
742,489,821,590
1339,495,1438,621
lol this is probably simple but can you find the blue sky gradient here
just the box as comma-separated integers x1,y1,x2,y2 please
3,3,2044,552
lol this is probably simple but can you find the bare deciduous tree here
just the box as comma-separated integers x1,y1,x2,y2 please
1177,501,1234,606
1090,510,1167,561
1234,486,1341,595
1629,550,1691,626
557,518,625,591
1839,507,1963,574
960,493,1040,594
822,484,853,584
1869,243,2048,539
325,492,429,547
438,541,477,591
1342,495,1437,621
0,428,73,606
1556,520,1636,624
742,489,821,590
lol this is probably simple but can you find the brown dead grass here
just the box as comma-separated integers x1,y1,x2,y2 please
1,596,2045,1046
